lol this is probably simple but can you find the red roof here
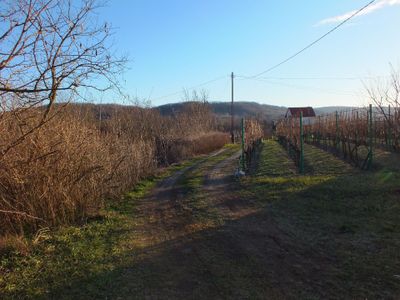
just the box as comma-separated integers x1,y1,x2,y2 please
285,107,316,118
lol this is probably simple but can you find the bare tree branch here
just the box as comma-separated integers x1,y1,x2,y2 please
0,0,126,112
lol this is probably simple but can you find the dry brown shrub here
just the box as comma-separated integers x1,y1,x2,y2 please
191,132,230,155
245,119,263,149
0,101,228,236
0,235,29,256
0,109,156,235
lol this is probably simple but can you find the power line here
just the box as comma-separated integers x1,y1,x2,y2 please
152,75,227,101
245,0,377,79
242,77,359,96
151,0,377,103
237,75,386,81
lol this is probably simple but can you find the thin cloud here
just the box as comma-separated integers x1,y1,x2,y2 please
317,0,400,26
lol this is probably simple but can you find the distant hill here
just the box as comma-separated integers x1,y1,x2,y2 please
157,101,357,121
157,101,287,121
58,102,360,122
314,106,358,115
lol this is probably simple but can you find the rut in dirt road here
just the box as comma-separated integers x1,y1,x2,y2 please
123,145,249,299
204,150,241,187
201,150,258,219
126,146,288,299
133,146,240,247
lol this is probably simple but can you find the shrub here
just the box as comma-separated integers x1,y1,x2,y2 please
0,102,228,236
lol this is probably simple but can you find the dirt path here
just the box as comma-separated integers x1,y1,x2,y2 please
133,148,229,248
126,146,299,299
202,150,258,219
126,146,248,298
119,145,325,299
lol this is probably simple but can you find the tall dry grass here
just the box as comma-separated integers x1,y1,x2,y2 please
0,102,228,236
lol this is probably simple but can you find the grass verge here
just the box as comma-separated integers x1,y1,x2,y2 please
240,140,400,298
0,152,212,299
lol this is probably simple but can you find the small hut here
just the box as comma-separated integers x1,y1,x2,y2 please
285,107,316,125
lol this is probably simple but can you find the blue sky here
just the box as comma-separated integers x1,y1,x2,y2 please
99,0,400,107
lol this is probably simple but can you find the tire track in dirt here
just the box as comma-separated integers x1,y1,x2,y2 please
157,147,227,193
185,150,245,297
202,150,259,219
131,147,240,299
204,150,241,187
134,148,229,248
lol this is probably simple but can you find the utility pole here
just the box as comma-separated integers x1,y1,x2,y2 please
231,72,235,143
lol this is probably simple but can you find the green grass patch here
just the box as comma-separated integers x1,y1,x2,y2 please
176,144,240,226
255,139,297,177
360,146,400,171
241,139,400,298
303,143,355,175
0,153,209,299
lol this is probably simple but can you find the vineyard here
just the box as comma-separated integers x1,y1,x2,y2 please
238,118,264,171
276,104,400,171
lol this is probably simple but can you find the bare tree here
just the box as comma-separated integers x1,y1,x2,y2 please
180,88,214,134
182,88,209,104
0,0,126,114
0,0,126,157
365,65,400,150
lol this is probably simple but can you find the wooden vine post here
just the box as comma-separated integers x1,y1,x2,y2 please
367,104,373,170
388,105,392,149
335,111,339,152
300,112,304,174
241,118,246,171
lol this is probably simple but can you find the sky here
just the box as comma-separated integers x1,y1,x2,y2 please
98,0,400,107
